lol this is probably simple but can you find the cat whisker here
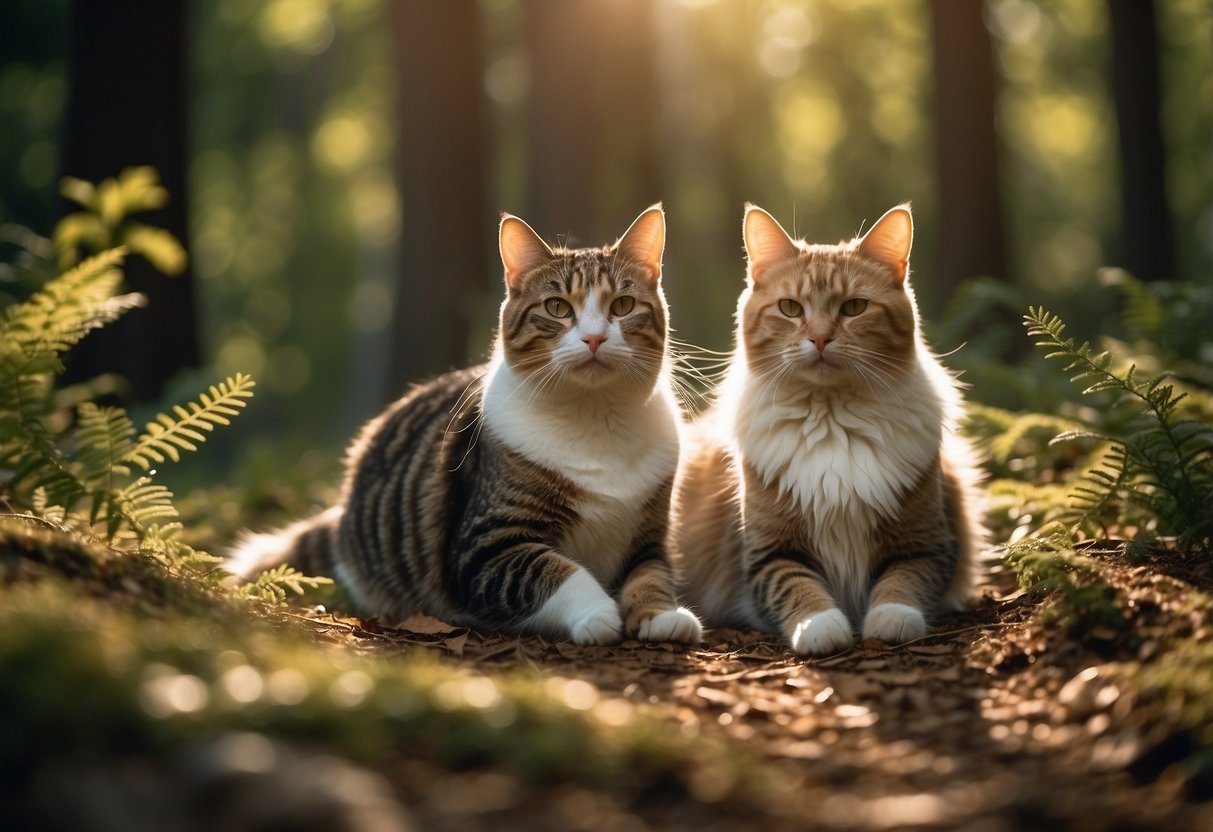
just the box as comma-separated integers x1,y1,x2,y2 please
848,360,889,398
748,358,796,420
831,348,909,387
525,362,567,404
840,355,902,399
668,337,734,358
933,341,967,360
834,343,908,368
443,373,487,438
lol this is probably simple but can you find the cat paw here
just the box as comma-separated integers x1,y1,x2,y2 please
862,602,927,644
530,568,623,645
635,607,704,644
789,608,853,656
569,600,624,645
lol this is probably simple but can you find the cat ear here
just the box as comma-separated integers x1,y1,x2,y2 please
857,204,913,283
743,204,799,283
615,203,665,281
499,213,553,291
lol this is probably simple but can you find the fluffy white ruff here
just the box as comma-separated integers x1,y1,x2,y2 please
725,349,953,619
481,353,681,585
637,607,703,643
526,567,622,644
863,602,927,643
789,608,853,656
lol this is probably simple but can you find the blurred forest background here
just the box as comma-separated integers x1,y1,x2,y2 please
2,0,1211,495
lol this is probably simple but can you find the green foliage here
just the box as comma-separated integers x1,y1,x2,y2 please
971,287,1213,796
1100,269,1213,387
1003,533,1127,637
0,173,328,603
54,166,187,274
0,252,257,539
233,563,335,605
1024,306,1213,553
126,374,256,469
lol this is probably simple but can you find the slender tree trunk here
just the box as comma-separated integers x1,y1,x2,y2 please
387,1,490,391
523,0,659,245
1107,0,1176,281
927,0,1008,311
58,0,198,402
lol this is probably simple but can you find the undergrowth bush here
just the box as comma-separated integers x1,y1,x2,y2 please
0,169,326,603
962,279,1213,792
966,283,1213,559
1023,304,1212,554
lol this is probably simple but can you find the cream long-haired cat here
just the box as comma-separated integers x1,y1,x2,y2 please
670,203,984,656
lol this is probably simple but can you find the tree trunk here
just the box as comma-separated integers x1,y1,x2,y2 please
387,1,490,391
927,0,1008,311
523,0,659,246
1107,0,1176,281
58,0,198,402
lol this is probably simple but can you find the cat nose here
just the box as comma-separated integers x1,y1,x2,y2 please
583,334,607,354
810,336,832,353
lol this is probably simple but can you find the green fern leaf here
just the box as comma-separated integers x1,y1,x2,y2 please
234,563,334,605
108,477,179,537
0,248,135,364
75,402,136,486
59,176,99,211
1049,429,1105,446
125,373,256,470
120,222,187,275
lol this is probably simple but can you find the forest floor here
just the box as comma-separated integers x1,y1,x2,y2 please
313,553,1213,832
5,525,1213,832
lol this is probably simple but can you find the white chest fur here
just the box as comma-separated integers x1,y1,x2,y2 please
481,358,681,582
731,360,944,615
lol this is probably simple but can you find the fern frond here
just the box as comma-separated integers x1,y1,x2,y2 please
6,416,89,512
74,402,136,486
30,488,68,526
0,248,139,368
1100,268,1164,338
105,477,179,539
234,564,334,605
991,412,1092,462
1025,306,1213,553
124,374,256,469
1003,530,1127,634
1063,443,1131,537
1049,429,1106,447
139,524,225,578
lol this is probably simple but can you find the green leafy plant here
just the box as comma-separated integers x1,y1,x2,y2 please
1002,532,1127,636
1024,306,1213,554
0,172,328,603
54,166,188,274
0,244,256,542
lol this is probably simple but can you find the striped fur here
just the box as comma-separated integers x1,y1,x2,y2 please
670,204,985,656
229,207,702,645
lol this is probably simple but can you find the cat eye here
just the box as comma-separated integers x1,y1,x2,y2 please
777,298,803,318
610,295,635,316
544,298,573,318
840,298,868,317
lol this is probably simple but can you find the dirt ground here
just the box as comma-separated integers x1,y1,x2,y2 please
290,554,1213,832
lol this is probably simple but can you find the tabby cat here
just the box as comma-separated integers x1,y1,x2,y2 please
230,206,703,645
670,203,984,655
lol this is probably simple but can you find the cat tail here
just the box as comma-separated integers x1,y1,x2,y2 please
225,505,343,581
